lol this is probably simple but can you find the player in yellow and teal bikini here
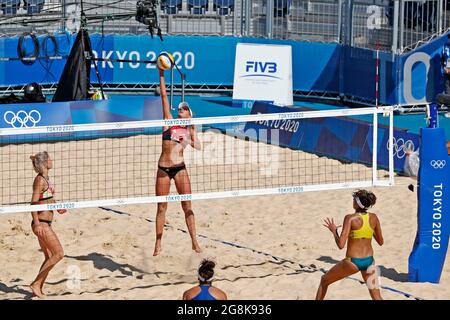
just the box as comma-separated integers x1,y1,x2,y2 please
316,189,384,300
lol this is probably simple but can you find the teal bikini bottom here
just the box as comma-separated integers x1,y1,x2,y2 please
347,256,374,271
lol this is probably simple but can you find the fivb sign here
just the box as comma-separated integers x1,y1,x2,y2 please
245,61,278,75
233,43,293,106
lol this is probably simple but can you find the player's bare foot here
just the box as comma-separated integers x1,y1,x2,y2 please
39,283,46,296
153,245,162,256
192,243,202,253
30,283,44,298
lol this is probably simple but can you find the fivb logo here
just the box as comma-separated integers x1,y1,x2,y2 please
243,61,281,79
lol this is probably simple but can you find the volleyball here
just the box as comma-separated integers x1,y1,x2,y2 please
156,52,175,70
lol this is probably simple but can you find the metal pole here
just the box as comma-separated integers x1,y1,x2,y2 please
444,0,448,30
399,0,405,52
372,110,378,186
337,0,343,43
80,0,84,19
266,0,274,38
181,73,185,102
388,109,394,186
240,0,244,36
375,48,379,107
392,0,399,53
61,0,66,31
346,0,353,46
170,66,174,110
246,0,251,36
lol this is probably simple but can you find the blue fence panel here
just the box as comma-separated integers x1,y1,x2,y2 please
397,35,447,105
2,33,450,107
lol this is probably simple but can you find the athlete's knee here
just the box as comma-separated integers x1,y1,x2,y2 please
53,250,64,262
181,202,192,214
184,210,194,218
369,289,383,300
182,207,194,217
320,275,331,287
157,203,168,214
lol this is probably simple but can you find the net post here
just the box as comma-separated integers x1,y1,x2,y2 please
388,108,395,185
372,108,378,186
375,48,379,107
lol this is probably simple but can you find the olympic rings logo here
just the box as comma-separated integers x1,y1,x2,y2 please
430,160,446,169
3,110,41,128
387,137,415,159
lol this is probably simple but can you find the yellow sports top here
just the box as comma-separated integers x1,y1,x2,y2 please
350,213,374,239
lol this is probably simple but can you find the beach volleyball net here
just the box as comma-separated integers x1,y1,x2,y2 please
0,106,394,214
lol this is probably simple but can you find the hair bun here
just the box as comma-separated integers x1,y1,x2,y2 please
354,189,377,208
200,259,216,270
198,259,216,282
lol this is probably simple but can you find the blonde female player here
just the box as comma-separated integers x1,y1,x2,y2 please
153,67,202,256
29,151,66,298
316,189,384,300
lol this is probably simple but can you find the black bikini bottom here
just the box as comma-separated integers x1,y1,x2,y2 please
158,163,186,180
31,219,53,226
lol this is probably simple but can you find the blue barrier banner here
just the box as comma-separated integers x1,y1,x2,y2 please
342,46,377,102
0,35,341,97
0,96,163,142
0,96,162,128
243,102,303,147
398,35,447,105
1,102,71,128
377,128,420,174
285,41,340,95
242,102,419,173
408,127,450,283
3,33,450,107
0,33,72,85
341,45,398,105
244,103,377,166
0,34,238,86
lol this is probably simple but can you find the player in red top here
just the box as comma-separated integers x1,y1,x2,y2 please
153,67,202,256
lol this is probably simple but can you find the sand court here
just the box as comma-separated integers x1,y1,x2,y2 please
1,130,448,300
1,183,449,300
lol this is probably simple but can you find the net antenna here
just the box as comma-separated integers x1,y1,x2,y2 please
166,60,187,110
169,63,187,110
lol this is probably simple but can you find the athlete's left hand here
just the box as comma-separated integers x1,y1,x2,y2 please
181,137,191,148
323,217,341,233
